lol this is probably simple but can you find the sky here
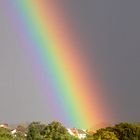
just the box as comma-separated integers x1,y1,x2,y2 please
0,0,140,126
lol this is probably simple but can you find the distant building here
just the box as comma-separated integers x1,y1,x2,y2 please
67,128,87,139
0,123,9,129
11,129,17,135
77,129,87,139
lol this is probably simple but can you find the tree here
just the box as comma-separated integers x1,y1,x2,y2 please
92,130,118,140
98,123,140,140
16,124,27,133
111,123,140,140
15,124,27,140
85,130,118,140
42,121,79,140
0,127,14,140
26,122,46,140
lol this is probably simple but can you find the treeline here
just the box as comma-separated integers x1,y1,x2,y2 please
0,121,140,140
86,122,140,140
0,121,79,140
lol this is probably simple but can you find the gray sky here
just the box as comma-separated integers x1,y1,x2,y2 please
0,0,140,125
61,0,140,123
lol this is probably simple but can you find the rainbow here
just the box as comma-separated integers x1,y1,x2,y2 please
3,0,112,128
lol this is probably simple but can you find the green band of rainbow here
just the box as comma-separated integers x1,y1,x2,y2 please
4,0,112,128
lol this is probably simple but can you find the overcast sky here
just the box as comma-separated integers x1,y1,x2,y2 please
0,0,140,125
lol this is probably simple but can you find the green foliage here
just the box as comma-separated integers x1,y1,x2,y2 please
0,121,139,140
16,124,27,133
26,122,46,140
42,121,79,140
85,123,140,140
92,130,118,140
85,129,118,140
15,124,27,140
15,132,26,140
26,121,79,140
0,127,14,140
91,123,140,140
103,123,140,140
111,123,140,140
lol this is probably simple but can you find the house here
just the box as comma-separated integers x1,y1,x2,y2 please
67,128,87,139
11,129,17,135
0,123,9,129
77,129,87,139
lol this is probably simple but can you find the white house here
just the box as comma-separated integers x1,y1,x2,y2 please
67,128,87,139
